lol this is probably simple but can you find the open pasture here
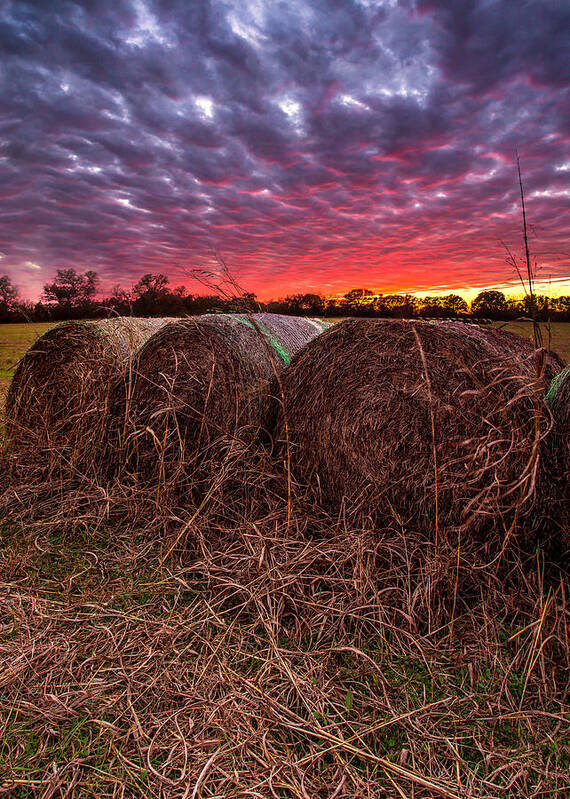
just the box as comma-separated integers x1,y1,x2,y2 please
493,320,570,362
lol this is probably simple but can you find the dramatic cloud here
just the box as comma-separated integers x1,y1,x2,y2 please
0,0,568,300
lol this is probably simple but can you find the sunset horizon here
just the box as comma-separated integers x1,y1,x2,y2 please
7,265,570,307
1,0,568,305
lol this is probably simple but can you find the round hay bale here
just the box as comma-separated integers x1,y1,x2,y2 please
274,319,552,552
5,317,173,478
111,313,329,488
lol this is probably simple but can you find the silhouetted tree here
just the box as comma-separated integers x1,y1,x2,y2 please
382,294,419,318
415,294,467,317
0,275,19,321
280,293,325,315
43,269,99,316
105,284,132,316
11,276,563,324
504,297,523,318
418,296,446,317
131,273,186,316
184,293,227,315
342,288,373,312
520,293,551,321
132,273,169,298
338,289,374,316
343,288,373,303
550,296,570,320
443,294,469,315
471,290,507,318
322,298,344,317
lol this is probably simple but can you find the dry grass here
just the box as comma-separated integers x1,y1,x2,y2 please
0,452,568,798
0,320,568,798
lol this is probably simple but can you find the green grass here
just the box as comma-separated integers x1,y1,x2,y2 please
0,322,54,402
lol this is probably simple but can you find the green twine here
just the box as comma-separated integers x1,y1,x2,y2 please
232,315,256,332
545,365,570,410
267,338,291,365
233,315,291,365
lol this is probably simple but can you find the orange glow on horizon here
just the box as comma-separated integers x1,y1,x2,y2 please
198,257,570,304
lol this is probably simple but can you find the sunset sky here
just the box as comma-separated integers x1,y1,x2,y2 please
0,0,568,302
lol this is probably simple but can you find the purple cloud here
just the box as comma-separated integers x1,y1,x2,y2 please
0,0,567,300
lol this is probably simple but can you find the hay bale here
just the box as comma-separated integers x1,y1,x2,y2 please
5,317,173,478
111,313,329,487
274,319,552,551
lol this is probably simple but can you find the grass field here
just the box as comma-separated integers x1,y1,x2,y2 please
494,321,570,362
0,318,568,797
0,321,54,403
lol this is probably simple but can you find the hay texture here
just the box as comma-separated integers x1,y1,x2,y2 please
5,317,172,478
275,319,552,552
111,313,328,487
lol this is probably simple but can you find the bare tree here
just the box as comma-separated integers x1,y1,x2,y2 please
0,274,19,316
43,268,99,309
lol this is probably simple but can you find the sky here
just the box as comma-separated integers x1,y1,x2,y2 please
0,0,568,303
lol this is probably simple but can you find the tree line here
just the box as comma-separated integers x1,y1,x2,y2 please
1,269,569,323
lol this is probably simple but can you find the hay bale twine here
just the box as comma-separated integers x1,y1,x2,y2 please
275,319,552,553
544,366,570,551
111,313,329,488
5,317,173,478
